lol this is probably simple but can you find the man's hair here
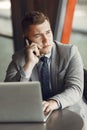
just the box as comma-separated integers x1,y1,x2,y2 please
21,11,50,33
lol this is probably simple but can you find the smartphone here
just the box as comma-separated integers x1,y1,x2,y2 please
24,37,32,46
24,37,38,56
24,37,41,57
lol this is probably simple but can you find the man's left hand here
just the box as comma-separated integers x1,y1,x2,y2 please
42,100,58,113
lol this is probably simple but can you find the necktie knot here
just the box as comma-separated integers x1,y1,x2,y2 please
40,56,48,62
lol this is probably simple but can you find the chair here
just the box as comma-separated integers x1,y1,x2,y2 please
83,69,87,102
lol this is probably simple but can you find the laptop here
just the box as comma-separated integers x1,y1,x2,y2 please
0,81,52,122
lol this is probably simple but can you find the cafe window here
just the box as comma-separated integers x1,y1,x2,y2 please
0,0,14,81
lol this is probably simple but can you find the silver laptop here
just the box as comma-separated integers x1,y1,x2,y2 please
0,81,52,122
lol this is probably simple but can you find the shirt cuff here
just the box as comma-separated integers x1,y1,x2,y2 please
20,67,30,79
49,98,62,110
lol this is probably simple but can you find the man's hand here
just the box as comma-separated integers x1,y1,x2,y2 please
23,42,41,77
25,42,41,64
42,100,58,113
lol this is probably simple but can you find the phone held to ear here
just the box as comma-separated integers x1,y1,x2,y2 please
24,37,40,57
24,37,32,46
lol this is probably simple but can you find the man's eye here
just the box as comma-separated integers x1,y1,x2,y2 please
46,30,51,34
35,34,41,38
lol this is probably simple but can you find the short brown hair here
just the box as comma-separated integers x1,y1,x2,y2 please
21,11,50,33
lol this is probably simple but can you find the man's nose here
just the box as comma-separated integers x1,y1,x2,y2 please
42,35,48,44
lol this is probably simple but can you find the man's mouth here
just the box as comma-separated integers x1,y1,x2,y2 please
43,44,51,48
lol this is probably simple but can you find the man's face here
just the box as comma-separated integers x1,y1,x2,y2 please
25,20,54,55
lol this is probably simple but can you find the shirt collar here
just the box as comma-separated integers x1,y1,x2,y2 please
40,52,51,59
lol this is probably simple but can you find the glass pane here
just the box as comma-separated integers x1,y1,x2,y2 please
70,0,87,68
0,37,14,81
0,0,13,36
0,0,14,81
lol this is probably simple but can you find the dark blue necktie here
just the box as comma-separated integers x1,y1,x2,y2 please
40,56,51,100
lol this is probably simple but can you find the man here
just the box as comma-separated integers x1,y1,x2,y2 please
5,11,84,114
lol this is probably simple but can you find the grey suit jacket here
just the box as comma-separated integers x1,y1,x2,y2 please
5,41,84,110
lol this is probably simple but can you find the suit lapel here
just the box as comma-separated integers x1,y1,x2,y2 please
51,42,59,92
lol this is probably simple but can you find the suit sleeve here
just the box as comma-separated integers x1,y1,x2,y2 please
4,55,29,82
50,45,84,109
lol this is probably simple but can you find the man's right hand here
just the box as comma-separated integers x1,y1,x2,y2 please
26,42,40,64
23,42,41,78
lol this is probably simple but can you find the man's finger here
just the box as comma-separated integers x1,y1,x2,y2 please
42,101,49,112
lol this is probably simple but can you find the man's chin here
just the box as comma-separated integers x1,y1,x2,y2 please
40,44,53,55
40,48,51,55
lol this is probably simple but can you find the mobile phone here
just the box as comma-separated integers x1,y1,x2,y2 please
24,37,41,57
24,37,38,56
24,37,32,46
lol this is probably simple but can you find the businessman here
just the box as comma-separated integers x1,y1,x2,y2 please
5,11,84,114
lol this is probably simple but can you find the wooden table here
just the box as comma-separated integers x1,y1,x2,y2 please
0,109,84,130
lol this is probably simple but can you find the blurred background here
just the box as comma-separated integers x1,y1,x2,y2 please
0,0,87,81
